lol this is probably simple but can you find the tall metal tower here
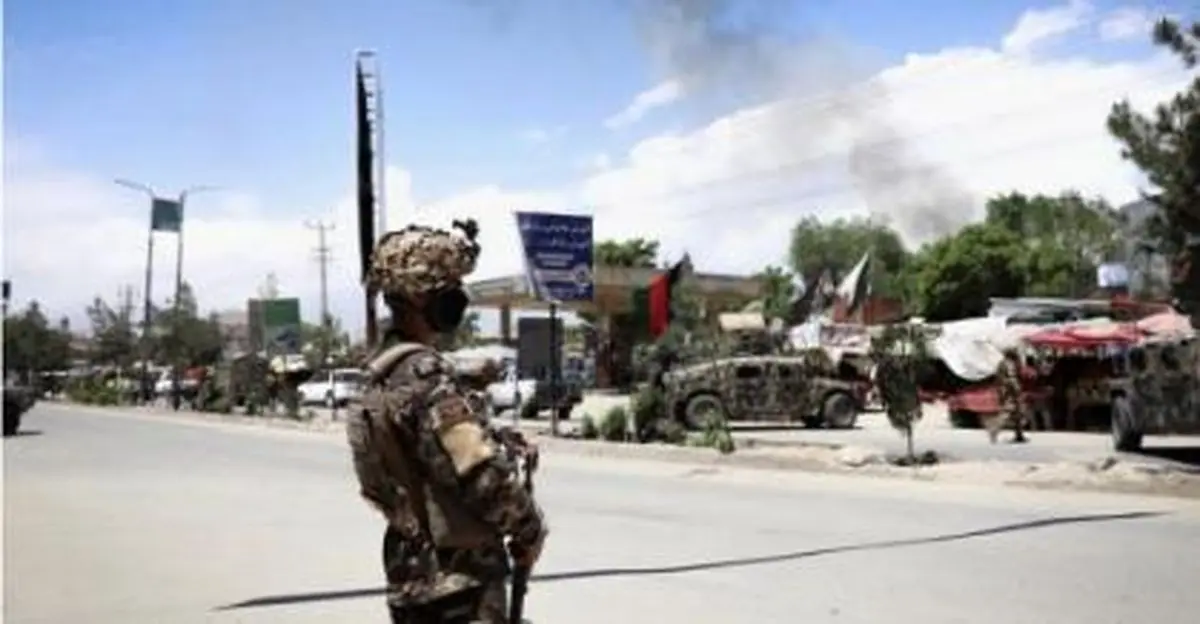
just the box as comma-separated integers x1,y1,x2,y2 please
355,50,387,237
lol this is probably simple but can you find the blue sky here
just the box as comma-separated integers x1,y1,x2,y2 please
5,0,1094,208
4,0,1192,335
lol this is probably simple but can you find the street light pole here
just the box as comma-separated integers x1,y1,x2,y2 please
115,178,159,404
115,179,216,409
168,186,217,410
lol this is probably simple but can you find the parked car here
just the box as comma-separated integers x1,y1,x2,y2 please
485,362,583,420
153,370,200,398
297,368,365,408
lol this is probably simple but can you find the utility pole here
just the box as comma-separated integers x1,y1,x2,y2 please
306,220,335,367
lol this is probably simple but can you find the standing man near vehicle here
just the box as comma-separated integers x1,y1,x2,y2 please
345,221,548,623
993,349,1029,444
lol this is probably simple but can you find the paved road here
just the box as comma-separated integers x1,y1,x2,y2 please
6,403,1200,623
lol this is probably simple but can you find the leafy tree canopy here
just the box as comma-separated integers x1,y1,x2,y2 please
594,238,659,268
754,265,796,321
907,223,1027,322
1106,17,1200,315
984,191,1125,298
788,216,909,297
4,301,74,374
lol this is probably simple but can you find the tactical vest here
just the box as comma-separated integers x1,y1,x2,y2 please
361,342,499,551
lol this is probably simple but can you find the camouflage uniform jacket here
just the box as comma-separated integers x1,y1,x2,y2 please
344,336,546,607
996,358,1023,413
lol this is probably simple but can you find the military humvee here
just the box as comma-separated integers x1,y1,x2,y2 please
4,383,38,436
661,354,865,430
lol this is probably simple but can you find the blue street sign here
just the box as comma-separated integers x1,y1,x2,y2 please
515,211,594,302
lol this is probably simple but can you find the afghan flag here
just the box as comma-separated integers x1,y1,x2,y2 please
647,255,689,339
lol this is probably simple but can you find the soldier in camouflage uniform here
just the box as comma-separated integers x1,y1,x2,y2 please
992,349,1028,444
345,222,548,623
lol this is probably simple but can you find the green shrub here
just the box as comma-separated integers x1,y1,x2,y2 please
631,385,666,441
66,378,121,406
281,387,301,419
518,399,540,422
579,414,599,439
599,406,629,442
695,412,735,454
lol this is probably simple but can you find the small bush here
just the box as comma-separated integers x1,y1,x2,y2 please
599,406,629,442
518,399,540,422
697,412,736,454
281,388,301,419
579,414,599,439
631,384,667,441
66,379,121,406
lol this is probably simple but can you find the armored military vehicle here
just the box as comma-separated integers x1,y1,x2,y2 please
661,353,865,430
4,382,38,436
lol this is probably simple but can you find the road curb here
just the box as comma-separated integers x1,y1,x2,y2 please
53,401,1200,500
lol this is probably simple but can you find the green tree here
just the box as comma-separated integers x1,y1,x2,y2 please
587,237,662,331
788,217,910,297
151,283,225,367
594,238,659,268
86,293,139,369
1107,17,1200,316
3,301,73,375
984,191,1125,297
755,265,796,321
908,223,1027,321
870,324,930,464
301,314,352,367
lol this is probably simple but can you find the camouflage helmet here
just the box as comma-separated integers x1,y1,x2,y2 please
365,220,481,297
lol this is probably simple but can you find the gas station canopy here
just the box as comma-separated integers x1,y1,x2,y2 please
465,266,763,315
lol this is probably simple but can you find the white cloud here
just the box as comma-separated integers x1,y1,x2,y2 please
604,79,684,129
1098,6,1154,41
6,1,1192,333
573,0,1189,272
1002,0,1094,55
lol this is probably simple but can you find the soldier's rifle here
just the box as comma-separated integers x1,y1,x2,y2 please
507,430,538,624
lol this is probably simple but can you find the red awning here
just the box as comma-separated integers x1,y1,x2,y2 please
1023,323,1142,350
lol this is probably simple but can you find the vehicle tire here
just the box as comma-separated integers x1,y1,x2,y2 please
681,392,725,430
3,410,18,437
555,406,572,422
821,392,859,429
949,409,981,429
1111,395,1143,452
